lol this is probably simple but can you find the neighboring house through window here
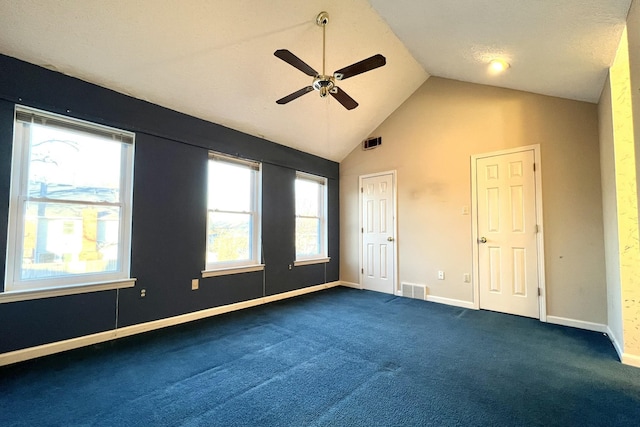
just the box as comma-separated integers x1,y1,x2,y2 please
203,152,263,277
3,106,135,301
294,171,329,266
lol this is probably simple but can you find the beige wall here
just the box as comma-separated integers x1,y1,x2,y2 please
601,5,640,364
340,77,607,324
625,0,640,361
631,0,640,224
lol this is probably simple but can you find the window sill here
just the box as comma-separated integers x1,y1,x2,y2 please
202,264,265,278
0,278,136,304
294,257,331,267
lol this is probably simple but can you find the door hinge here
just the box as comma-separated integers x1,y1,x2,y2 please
361,227,364,233
361,187,364,193
538,288,541,296
533,162,536,172
361,268,364,274
535,224,539,233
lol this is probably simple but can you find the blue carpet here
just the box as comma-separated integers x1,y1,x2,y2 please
1,287,639,426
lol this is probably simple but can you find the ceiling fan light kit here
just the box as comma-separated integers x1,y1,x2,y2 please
489,58,510,73
274,11,386,110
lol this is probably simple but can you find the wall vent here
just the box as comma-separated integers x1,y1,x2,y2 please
363,136,382,150
401,282,426,300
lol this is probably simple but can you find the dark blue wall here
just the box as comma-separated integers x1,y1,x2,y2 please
0,54,339,353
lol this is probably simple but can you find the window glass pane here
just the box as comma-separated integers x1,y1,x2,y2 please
7,107,134,291
27,123,122,203
295,179,319,217
296,217,320,257
208,161,252,211
20,202,120,281
207,211,252,263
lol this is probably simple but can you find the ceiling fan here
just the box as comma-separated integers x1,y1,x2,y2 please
274,11,386,110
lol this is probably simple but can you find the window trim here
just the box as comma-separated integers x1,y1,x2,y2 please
204,152,262,275
294,171,328,263
201,264,265,278
0,279,136,304
293,257,330,267
4,105,135,294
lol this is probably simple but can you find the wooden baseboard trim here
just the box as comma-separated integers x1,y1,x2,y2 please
339,281,363,289
426,294,475,310
0,281,341,367
546,315,608,333
621,352,640,368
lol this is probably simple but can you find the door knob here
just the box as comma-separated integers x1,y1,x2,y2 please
478,237,487,243
387,237,394,242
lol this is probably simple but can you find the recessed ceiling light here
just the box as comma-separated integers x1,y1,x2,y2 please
489,59,510,73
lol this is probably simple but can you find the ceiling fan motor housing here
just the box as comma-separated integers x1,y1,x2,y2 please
313,75,335,97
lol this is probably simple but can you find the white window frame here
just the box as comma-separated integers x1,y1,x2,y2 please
2,106,135,303
294,171,330,266
202,152,263,277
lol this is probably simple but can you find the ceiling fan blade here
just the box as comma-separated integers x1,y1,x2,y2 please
330,87,358,110
274,49,318,77
276,86,314,105
333,54,386,81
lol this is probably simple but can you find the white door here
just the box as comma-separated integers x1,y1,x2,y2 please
361,172,395,294
476,150,540,318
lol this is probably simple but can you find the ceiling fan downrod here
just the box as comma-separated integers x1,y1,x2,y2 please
314,12,335,98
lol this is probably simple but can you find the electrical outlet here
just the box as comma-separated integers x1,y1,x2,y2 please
463,273,471,283
438,271,445,280
140,288,146,298
191,279,199,290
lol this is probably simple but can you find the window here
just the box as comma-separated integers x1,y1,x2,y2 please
295,172,329,265
204,153,262,276
4,106,135,296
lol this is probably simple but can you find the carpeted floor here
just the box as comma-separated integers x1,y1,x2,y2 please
1,287,639,426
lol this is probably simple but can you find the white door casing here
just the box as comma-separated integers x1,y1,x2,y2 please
472,146,546,319
360,171,397,295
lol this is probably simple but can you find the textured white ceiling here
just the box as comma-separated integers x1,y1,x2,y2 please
0,0,632,161
0,0,427,162
369,0,632,103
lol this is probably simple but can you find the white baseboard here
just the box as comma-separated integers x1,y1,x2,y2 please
340,281,362,289
605,326,640,368
346,281,474,310
621,352,640,368
426,294,475,310
0,281,341,367
606,326,624,361
546,316,608,333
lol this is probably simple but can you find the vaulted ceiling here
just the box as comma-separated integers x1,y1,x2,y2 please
0,0,632,161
